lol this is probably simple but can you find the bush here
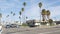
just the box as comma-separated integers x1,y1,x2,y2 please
41,22,47,25
22,23,28,26
48,19,53,26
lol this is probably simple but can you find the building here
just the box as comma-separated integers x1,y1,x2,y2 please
54,21,60,25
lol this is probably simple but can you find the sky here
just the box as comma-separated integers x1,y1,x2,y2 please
0,0,60,22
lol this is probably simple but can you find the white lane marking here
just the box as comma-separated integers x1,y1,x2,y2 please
39,30,60,34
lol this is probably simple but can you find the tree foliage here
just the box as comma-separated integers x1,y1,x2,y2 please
23,2,26,7
21,8,24,12
39,2,42,8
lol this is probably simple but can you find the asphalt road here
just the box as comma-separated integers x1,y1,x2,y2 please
1,25,60,34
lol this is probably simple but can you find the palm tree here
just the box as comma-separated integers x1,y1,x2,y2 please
46,10,50,20
21,2,26,23
39,2,42,22
26,16,28,22
13,13,15,16
21,8,24,12
19,11,22,24
23,2,26,7
22,2,26,12
11,11,13,14
26,17,28,19
12,13,16,23
6,15,9,24
0,13,2,23
19,16,21,24
19,15,20,18
41,9,46,22
19,11,22,15
39,2,42,8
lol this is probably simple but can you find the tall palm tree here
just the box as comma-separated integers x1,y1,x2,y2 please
22,2,26,12
46,10,50,20
11,11,13,14
23,2,26,7
39,2,42,8
21,8,24,12
26,16,28,22
19,16,21,24
19,15,20,18
19,11,22,24
13,13,15,16
26,17,28,19
41,9,46,22
6,15,9,24
0,13,2,23
22,2,26,23
19,11,22,15
39,2,42,22
12,13,16,23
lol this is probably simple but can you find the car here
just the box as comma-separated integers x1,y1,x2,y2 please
10,24,18,28
26,20,36,27
5,24,19,28
5,24,11,28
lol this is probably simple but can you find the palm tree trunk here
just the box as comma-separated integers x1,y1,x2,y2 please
40,8,41,23
40,8,42,23
0,18,1,23
42,15,45,22
19,16,21,25
47,15,50,20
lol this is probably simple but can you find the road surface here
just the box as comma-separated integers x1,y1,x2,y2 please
1,25,60,34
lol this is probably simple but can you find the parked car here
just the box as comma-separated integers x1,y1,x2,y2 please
26,20,36,27
10,24,19,28
5,24,11,28
5,24,19,28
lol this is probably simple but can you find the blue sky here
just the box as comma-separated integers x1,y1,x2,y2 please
0,0,60,22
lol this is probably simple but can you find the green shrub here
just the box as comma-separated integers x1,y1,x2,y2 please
22,23,28,26
41,22,47,25
48,19,53,26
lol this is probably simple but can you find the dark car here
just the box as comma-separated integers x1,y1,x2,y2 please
26,20,36,27
5,24,11,28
